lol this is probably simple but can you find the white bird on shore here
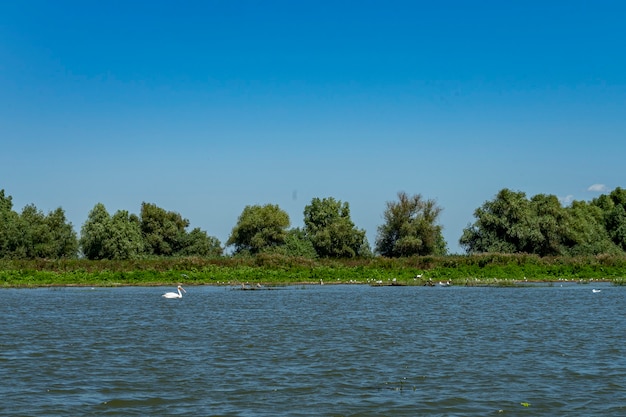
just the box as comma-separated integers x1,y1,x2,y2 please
162,285,186,298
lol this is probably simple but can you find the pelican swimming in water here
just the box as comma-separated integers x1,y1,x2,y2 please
162,285,186,298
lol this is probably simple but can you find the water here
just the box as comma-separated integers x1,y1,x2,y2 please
1,283,625,416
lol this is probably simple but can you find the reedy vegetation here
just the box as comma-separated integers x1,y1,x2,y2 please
1,254,625,287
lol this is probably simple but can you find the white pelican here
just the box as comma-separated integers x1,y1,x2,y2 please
162,285,186,298
592,289,601,293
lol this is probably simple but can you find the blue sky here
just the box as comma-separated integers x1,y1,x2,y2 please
2,1,625,254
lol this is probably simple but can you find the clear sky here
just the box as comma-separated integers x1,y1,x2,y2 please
2,1,625,254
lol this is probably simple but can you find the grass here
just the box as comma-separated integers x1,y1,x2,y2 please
1,253,626,288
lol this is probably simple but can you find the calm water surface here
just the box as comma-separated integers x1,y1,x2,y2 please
1,283,625,416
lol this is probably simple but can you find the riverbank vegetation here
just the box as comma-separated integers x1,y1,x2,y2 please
2,187,626,287
2,253,625,287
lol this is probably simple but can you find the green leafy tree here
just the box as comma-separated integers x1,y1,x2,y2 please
80,204,145,260
564,200,620,255
46,207,79,258
461,188,624,256
16,205,78,258
14,204,47,258
0,190,77,259
265,227,318,258
103,210,145,260
140,202,190,256
593,187,626,251
460,189,536,254
526,194,568,256
375,191,447,257
303,197,366,258
80,203,113,260
178,228,223,257
227,204,290,254
0,190,20,258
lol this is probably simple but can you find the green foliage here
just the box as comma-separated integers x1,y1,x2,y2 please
178,228,223,257
80,202,222,260
375,191,447,257
593,187,626,251
303,197,366,258
79,203,110,259
16,205,78,258
140,202,190,256
565,200,620,255
45,207,79,258
265,228,318,258
460,188,624,257
80,203,144,260
0,190,78,259
0,190,20,258
106,210,145,259
2,254,626,287
460,189,533,254
227,204,290,254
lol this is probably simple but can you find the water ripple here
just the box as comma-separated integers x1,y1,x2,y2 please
1,284,625,416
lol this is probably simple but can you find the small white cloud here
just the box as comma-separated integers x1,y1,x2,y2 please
587,184,607,192
559,195,574,205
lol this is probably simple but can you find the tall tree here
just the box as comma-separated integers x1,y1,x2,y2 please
80,205,145,260
140,202,189,256
80,203,112,260
460,189,535,254
303,197,366,258
461,188,623,256
0,190,20,258
178,227,223,257
16,205,78,258
527,194,567,256
375,192,446,257
265,227,318,258
564,200,620,255
103,210,145,260
594,187,626,251
0,191,77,259
46,207,79,258
227,204,290,254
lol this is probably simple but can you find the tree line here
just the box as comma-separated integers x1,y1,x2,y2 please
1,187,626,260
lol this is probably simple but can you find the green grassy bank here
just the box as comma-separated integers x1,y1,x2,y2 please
2,253,626,287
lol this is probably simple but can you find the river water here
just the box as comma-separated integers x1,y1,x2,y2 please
1,283,624,416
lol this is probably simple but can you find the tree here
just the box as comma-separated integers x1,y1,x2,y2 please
140,202,189,256
227,204,290,254
460,189,536,254
16,205,78,259
564,200,620,255
303,197,366,258
527,194,568,256
460,188,623,256
265,227,318,258
375,192,446,257
178,228,223,257
45,207,79,258
103,210,145,260
80,204,145,260
80,203,112,260
0,190,78,259
0,190,20,258
594,187,626,251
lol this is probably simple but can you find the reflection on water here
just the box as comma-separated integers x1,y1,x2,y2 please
1,284,625,416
